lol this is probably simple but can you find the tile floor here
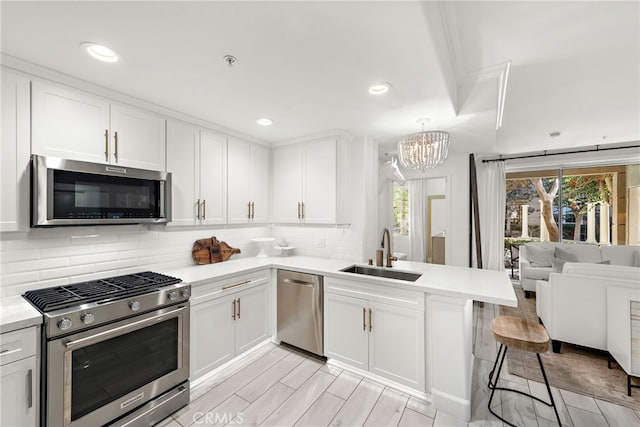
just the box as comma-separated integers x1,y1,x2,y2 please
157,301,640,426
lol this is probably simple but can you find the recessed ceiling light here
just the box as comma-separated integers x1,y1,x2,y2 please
549,131,561,139
368,82,391,95
256,118,273,126
80,42,118,63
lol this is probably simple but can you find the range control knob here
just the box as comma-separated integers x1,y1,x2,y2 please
129,301,141,311
168,290,178,301
80,313,95,325
180,288,190,298
58,317,72,330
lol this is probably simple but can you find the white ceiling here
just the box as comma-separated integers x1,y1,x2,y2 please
2,1,639,156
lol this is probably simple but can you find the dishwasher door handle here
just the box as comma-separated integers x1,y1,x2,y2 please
282,278,315,287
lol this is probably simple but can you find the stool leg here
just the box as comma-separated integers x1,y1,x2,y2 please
488,346,509,424
628,375,631,397
488,344,505,389
537,353,562,426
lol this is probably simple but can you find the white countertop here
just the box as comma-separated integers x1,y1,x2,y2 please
162,256,517,307
0,295,42,334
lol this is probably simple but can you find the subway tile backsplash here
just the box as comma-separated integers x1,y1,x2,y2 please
0,224,362,297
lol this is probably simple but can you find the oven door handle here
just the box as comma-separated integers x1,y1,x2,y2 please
63,305,187,350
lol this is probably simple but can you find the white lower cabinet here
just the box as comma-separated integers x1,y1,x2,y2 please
325,279,425,391
0,326,39,427
190,271,271,380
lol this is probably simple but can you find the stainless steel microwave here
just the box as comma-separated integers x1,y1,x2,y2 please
31,155,171,227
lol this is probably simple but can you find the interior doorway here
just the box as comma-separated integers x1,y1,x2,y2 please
427,195,446,263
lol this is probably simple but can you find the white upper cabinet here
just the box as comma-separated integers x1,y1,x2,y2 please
32,81,166,171
272,138,349,224
227,138,270,224
166,121,227,226
0,69,31,231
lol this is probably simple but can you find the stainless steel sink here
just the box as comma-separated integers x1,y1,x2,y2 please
340,265,422,282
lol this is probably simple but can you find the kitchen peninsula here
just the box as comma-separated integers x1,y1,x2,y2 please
162,255,517,421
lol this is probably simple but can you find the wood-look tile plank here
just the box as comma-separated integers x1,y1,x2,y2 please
594,398,640,426
528,380,573,426
173,348,286,426
189,394,250,426
329,379,384,427
566,405,608,427
294,392,345,427
469,358,503,425
236,351,307,402
155,416,181,427
320,363,343,376
398,408,435,427
226,382,295,427
558,389,600,414
326,370,363,400
262,370,337,427
363,387,409,427
433,410,468,427
280,357,324,389
406,397,436,419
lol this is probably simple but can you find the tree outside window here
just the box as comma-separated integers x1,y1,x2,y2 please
393,183,409,236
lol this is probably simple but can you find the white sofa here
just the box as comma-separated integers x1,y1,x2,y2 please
536,261,640,352
519,242,638,297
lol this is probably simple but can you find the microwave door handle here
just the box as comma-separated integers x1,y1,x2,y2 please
64,305,187,350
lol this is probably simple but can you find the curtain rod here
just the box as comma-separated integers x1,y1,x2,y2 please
481,144,640,163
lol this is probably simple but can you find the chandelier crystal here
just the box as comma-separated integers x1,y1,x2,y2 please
397,131,450,170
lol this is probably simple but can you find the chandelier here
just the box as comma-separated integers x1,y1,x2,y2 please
397,130,450,170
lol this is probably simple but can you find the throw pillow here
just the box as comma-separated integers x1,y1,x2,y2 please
551,257,567,273
635,251,640,267
525,243,554,267
554,246,579,262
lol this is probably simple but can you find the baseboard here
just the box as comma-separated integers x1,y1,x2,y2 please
430,388,471,421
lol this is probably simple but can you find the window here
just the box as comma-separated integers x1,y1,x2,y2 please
393,182,409,236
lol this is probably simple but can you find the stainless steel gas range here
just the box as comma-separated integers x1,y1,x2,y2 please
23,271,190,427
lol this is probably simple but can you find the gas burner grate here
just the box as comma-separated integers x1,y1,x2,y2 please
23,271,181,312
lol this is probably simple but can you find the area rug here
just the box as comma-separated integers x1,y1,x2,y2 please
500,285,640,410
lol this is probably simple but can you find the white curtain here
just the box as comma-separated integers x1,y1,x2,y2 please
408,180,427,262
476,160,506,270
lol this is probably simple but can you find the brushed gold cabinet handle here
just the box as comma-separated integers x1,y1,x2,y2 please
248,202,251,219
27,368,33,408
114,131,119,162
369,308,372,332
222,280,251,291
363,307,366,331
232,299,236,320
104,129,109,161
297,202,301,220
202,199,206,220
196,199,201,220
251,202,255,220
301,202,305,219
237,298,241,319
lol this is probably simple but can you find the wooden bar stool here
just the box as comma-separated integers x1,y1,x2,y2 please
488,315,562,427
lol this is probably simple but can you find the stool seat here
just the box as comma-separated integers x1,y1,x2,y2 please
493,315,549,353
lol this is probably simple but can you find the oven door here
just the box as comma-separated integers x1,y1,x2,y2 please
46,303,189,427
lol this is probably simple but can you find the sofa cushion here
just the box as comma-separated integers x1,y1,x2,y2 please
524,243,555,267
524,266,553,280
551,257,568,273
600,245,639,266
562,262,640,281
554,244,601,263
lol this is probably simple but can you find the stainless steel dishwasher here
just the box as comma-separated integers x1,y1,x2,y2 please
277,269,324,356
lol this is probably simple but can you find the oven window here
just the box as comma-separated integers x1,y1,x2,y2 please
71,318,178,421
53,170,160,219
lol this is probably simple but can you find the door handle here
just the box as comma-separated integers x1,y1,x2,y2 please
104,129,109,161
27,368,33,408
237,298,241,319
196,199,201,220
369,308,372,332
232,299,236,320
114,131,119,162
363,307,366,331
282,278,315,287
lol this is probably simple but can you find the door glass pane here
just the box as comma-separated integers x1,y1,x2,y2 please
71,318,178,421
505,174,560,242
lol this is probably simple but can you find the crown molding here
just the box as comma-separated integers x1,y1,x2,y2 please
271,129,354,147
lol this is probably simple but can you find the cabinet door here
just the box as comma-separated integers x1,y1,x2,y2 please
325,293,368,370
235,285,270,355
31,81,110,163
250,144,270,223
190,296,235,379
166,121,199,226
110,104,166,171
0,356,37,427
272,144,303,223
303,139,336,224
199,131,227,224
368,302,425,391
1,70,30,231
227,138,252,224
